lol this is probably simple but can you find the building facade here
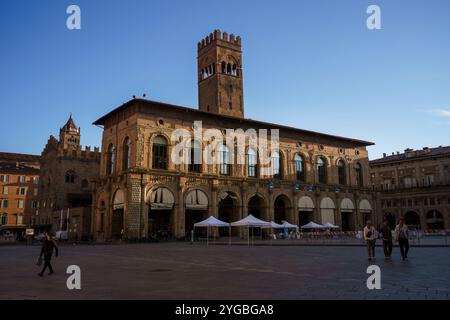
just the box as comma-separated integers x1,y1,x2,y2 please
370,146,450,230
0,153,40,227
93,30,376,241
36,116,100,239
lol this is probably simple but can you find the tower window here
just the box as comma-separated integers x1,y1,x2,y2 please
221,62,226,73
229,102,232,110
65,170,76,184
227,63,232,74
232,64,237,76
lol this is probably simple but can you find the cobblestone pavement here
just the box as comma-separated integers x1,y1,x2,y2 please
1,243,449,300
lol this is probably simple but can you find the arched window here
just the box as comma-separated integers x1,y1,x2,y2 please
272,151,282,180
65,170,76,184
232,64,237,76
122,137,131,171
218,144,231,176
317,157,327,184
338,160,346,185
294,154,305,181
355,163,363,187
221,61,226,73
152,136,168,170
227,63,232,74
107,144,115,175
189,140,202,173
247,148,257,177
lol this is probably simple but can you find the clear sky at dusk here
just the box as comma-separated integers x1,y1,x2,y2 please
1,0,449,159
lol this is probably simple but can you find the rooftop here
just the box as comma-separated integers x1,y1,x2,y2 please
0,162,40,175
0,152,40,163
93,98,374,148
370,146,450,165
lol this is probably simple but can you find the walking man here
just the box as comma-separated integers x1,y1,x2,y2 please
380,220,393,259
363,220,376,261
38,233,59,277
395,218,410,260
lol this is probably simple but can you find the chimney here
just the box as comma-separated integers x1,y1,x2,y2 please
383,153,387,158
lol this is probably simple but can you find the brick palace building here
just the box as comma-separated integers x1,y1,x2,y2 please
92,30,376,241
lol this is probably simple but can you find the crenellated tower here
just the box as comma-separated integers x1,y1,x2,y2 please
197,29,244,118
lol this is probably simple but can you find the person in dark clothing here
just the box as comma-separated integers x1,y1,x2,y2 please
38,233,58,277
395,218,410,260
380,220,393,259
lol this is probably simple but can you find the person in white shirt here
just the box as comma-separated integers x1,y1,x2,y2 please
363,220,377,260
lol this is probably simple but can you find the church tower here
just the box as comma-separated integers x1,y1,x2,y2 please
197,29,244,118
59,115,81,150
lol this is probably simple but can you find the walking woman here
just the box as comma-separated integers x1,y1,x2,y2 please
37,233,59,277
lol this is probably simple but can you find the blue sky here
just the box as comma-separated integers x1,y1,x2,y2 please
1,0,449,159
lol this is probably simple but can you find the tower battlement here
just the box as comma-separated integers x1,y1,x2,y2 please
197,29,241,51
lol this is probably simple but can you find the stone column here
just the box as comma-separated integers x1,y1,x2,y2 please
335,194,341,227
127,177,142,239
268,190,274,221
293,192,299,225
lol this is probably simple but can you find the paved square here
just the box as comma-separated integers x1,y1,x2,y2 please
1,243,449,300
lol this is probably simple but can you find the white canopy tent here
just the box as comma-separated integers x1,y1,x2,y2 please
280,221,299,229
300,221,325,230
194,216,230,227
193,216,230,246
261,221,284,229
323,222,339,229
231,214,271,227
231,215,271,246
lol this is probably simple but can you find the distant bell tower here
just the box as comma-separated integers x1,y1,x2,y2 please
198,29,244,118
59,114,81,150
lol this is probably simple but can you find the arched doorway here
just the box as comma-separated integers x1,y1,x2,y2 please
274,195,291,223
426,210,444,230
384,213,396,229
185,189,209,238
359,199,373,227
320,197,336,225
111,189,124,240
248,194,265,219
298,196,314,227
340,198,355,231
248,194,266,237
218,191,239,236
147,187,175,239
404,211,421,229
